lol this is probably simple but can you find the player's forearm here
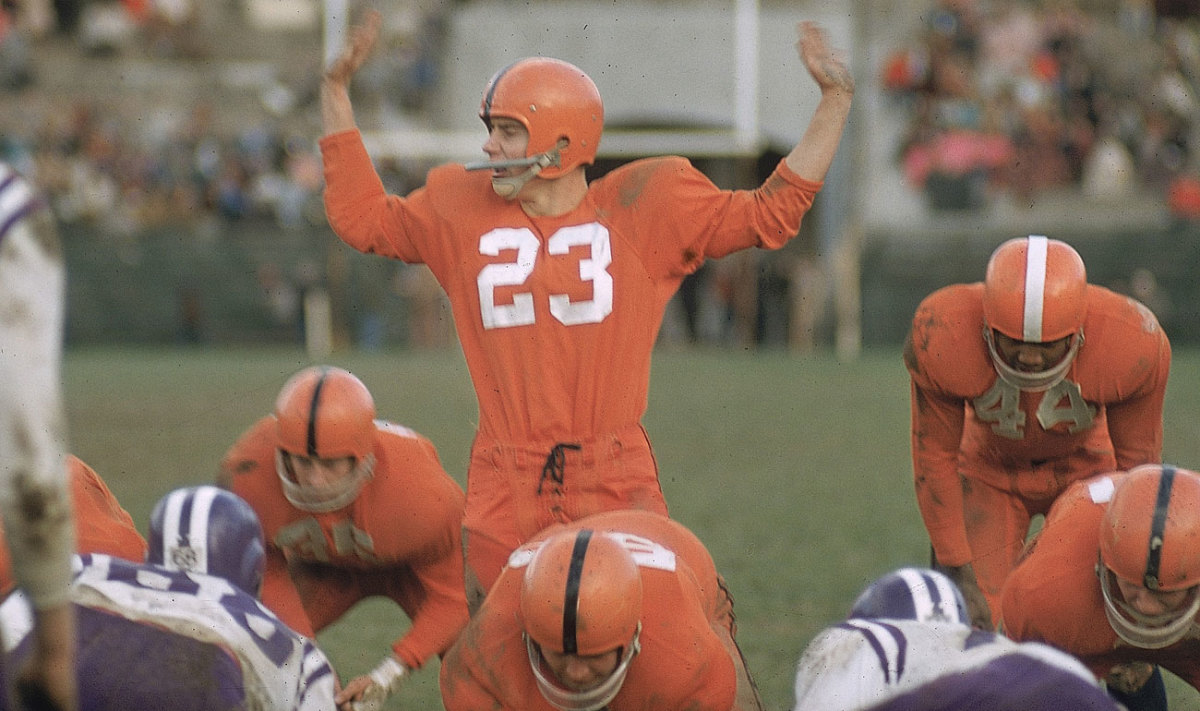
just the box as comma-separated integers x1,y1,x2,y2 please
784,89,853,182
1107,391,1166,469
914,455,972,564
320,77,358,136
392,598,469,668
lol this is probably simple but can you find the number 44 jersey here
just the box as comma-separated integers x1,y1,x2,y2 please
903,281,1171,569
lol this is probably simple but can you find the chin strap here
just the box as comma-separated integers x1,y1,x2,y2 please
351,656,408,711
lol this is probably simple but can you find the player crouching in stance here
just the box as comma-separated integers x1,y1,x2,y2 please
904,235,1171,628
439,508,764,711
219,365,469,710
0,486,337,710
792,567,1120,711
1001,464,1200,711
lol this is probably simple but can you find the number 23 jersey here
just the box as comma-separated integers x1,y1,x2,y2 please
321,130,821,443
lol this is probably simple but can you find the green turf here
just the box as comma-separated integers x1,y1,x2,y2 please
62,345,1200,710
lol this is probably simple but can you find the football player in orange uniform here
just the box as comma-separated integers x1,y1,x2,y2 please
903,235,1171,628
1000,464,1200,711
319,11,855,607
0,455,147,596
218,365,469,711
439,508,763,711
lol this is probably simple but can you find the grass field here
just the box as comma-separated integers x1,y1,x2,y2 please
62,345,1200,710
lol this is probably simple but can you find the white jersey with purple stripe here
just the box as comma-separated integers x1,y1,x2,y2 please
792,619,1115,711
0,161,74,609
0,554,337,711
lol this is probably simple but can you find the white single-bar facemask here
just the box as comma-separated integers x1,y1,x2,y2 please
524,623,641,711
984,326,1083,392
275,450,375,513
1099,561,1200,649
464,142,565,200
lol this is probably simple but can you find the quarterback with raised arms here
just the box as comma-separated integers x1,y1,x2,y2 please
319,10,855,609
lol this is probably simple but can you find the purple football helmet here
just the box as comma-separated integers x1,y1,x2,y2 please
148,486,266,597
849,567,969,624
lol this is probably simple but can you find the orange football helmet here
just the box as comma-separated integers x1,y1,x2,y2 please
469,57,604,198
521,529,642,711
273,366,377,512
1099,464,1200,648
982,235,1088,390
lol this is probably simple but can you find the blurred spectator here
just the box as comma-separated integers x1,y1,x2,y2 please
887,0,1200,212
256,261,301,341
1167,170,1200,221
0,1,34,90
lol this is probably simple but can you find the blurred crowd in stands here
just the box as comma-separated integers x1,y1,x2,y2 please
0,0,443,236
3,0,1198,234
1,0,1197,350
882,0,1200,219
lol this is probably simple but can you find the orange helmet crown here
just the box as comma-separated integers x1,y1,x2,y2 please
983,235,1087,343
274,366,376,461
479,57,604,179
520,529,642,656
1101,464,1200,592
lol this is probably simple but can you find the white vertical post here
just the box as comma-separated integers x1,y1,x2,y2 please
304,289,334,359
323,0,348,68
733,0,760,154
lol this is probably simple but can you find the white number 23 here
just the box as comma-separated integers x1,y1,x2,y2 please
476,224,613,329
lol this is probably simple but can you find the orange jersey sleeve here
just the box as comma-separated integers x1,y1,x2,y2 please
1073,287,1170,470
321,129,821,443
0,455,147,596
904,284,994,565
367,424,469,667
440,566,547,711
66,455,147,562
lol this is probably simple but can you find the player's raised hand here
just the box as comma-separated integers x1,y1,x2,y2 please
796,21,854,97
325,9,382,88
322,9,381,133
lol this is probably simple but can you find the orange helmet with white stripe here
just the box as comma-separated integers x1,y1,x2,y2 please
982,235,1087,390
